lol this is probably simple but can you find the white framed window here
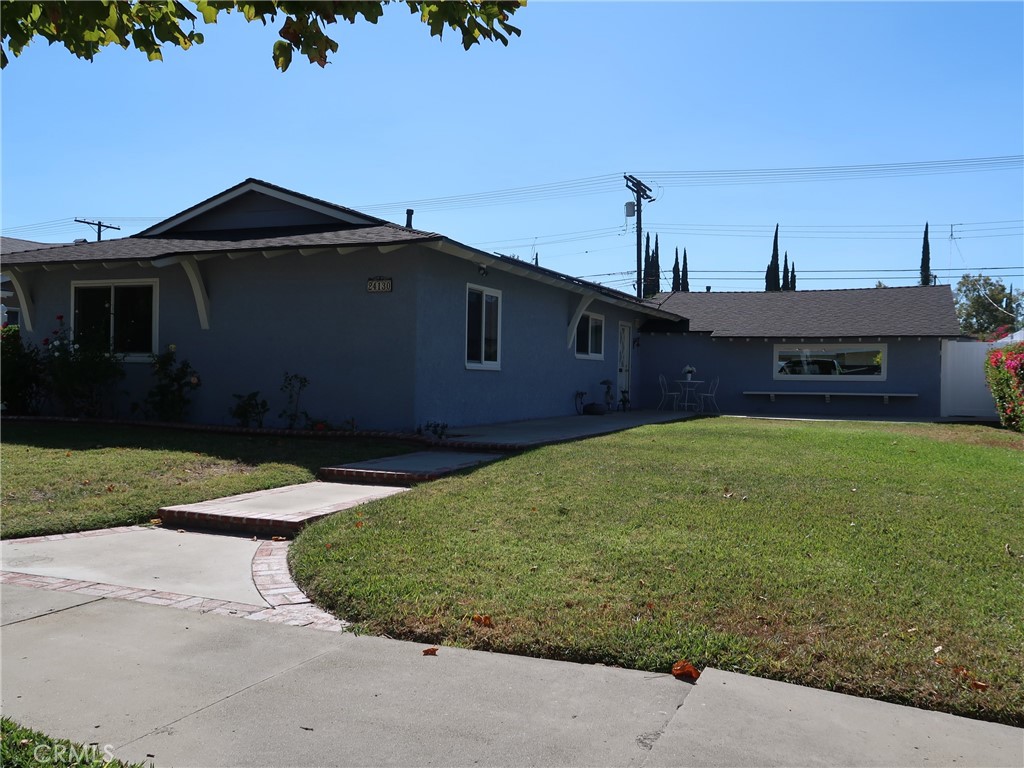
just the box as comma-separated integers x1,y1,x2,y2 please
466,284,501,370
575,312,604,359
774,343,887,381
71,279,158,360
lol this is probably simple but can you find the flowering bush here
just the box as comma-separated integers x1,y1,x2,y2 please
144,343,201,422
0,324,46,414
985,341,1024,432
43,315,124,417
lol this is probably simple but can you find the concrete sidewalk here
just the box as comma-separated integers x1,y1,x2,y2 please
2,584,1021,768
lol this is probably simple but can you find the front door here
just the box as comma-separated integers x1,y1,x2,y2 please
617,322,632,408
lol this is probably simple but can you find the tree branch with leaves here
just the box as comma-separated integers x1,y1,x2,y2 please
1,1,525,70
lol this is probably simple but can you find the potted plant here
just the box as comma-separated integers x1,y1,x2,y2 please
683,365,696,381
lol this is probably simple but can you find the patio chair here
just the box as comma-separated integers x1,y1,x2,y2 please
697,377,720,414
658,374,681,411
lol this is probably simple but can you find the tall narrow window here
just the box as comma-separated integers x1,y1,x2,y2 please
72,281,157,357
466,284,501,369
575,312,604,359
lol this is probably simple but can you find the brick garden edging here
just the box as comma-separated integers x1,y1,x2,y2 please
1,526,346,632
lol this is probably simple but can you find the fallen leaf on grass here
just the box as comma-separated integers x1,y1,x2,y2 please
82,479,91,486
422,646,439,656
472,614,494,628
671,660,701,683
970,680,990,692
105,484,115,493
149,518,162,526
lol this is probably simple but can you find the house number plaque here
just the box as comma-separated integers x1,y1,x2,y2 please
367,277,393,293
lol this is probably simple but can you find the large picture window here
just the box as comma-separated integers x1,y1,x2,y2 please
72,280,157,357
774,343,886,381
575,312,604,359
466,284,501,369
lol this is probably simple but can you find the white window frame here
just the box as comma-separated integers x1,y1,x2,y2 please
70,278,159,362
574,312,605,360
773,342,887,381
465,283,502,370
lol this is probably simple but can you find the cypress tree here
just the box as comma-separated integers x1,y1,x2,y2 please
920,222,931,286
652,234,661,295
790,262,797,291
768,224,782,291
765,264,772,292
782,252,790,290
643,233,652,298
681,248,690,292
672,248,681,291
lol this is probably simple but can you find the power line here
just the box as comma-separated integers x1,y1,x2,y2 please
351,155,1022,214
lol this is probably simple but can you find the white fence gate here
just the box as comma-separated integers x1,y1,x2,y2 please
940,339,997,420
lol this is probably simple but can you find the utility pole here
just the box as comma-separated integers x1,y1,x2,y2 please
624,175,654,299
75,219,121,242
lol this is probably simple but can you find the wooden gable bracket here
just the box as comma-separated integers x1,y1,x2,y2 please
152,254,210,330
2,270,35,332
567,294,595,349
179,256,211,330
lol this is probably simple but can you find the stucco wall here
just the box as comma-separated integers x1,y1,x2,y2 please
638,332,944,419
15,246,652,431
411,254,640,428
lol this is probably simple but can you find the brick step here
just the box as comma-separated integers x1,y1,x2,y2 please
317,466,447,487
157,482,408,537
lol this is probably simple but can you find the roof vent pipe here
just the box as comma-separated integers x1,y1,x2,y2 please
406,209,414,228
706,286,711,292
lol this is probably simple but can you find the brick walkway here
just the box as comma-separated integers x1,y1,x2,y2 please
1,526,346,632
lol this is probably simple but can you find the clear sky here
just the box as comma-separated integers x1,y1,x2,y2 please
2,1,1022,293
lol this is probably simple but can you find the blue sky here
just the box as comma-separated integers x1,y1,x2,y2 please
2,1,1022,293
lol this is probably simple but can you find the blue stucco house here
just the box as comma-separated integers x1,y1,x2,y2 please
1,180,962,428
1,179,679,430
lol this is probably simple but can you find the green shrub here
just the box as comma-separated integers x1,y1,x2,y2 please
0,325,45,414
42,315,124,417
144,343,201,421
985,341,1024,432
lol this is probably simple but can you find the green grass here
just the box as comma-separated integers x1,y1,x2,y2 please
1,717,148,767
0,422,414,539
290,418,1024,725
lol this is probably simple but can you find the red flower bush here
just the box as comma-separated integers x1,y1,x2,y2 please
985,341,1024,432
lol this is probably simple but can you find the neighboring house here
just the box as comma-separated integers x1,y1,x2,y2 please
0,179,677,430
639,286,962,419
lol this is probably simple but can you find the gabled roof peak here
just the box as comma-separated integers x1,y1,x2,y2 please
135,178,398,238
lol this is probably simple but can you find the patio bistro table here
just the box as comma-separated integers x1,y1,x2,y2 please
676,379,704,412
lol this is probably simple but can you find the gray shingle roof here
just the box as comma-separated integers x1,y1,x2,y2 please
0,226,439,266
651,285,961,337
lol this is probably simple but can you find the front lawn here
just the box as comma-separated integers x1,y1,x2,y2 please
0,422,414,539
290,418,1024,725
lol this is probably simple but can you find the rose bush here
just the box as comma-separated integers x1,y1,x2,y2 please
985,341,1024,432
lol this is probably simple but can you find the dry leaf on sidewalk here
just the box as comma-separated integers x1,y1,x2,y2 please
671,659,701,683
422,646,439,656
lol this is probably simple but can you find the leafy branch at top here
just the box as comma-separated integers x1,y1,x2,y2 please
1,1,525,71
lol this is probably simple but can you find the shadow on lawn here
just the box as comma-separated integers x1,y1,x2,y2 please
0,419,417,474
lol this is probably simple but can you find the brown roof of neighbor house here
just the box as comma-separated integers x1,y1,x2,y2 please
1,237,67,254
649,285,961,337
